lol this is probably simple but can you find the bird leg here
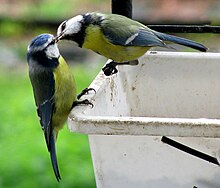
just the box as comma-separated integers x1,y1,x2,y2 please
102,61,119,76
102,60,139,76
72,99,94,108
72,88,95,108
128,59,139,66
77,87,96,100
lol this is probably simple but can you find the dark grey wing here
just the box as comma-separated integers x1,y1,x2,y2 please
29,66,62,181
29,69,55,150
124,29,166,47
102,28,166,47
100,15,165,47
151,30,208,52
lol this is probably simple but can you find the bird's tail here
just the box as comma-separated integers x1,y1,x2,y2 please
152,31,208,52
49,131,61,182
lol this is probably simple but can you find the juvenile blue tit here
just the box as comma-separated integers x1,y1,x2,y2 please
27,34,92,181
56,12,208,75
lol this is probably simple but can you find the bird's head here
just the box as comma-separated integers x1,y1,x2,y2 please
56,12,104,47
27,34,60,59
27,34,61,69
56,15,85,46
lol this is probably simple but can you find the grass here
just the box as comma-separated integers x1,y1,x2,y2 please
0,64,102,188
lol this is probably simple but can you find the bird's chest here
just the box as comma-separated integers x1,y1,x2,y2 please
82,26,147,62
53,61,76,118
83,26,109,53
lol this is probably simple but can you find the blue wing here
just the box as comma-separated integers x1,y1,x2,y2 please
98,13,207,51
99,14,165,47
102,27,165,47
29,68,55,150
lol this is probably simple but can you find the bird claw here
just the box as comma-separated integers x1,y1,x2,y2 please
78,99,94,108
77,87,96,100
102,60,137,76
102,62,118,76
72,99,94,108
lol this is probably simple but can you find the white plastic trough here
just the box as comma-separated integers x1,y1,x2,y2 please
68,51,220,188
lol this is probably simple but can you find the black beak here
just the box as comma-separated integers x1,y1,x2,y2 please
54,32,64,43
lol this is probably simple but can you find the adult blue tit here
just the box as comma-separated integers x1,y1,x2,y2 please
56,12,208,76
27,34,93,181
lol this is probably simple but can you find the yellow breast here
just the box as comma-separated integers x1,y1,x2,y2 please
82,26,149,62
53,56,76,130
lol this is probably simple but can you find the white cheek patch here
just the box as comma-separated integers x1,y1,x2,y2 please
45,44,60,59
64,15,84,35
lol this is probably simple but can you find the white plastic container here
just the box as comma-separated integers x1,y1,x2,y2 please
68,51,220,188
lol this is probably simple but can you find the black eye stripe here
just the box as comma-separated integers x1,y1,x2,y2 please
61,21,67,31
42,38,55,50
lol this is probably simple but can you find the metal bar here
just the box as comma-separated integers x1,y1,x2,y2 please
1,15,220,34
161,136,220,166
147,25,220,33
111,0,132,18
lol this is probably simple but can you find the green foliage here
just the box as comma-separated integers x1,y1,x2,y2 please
23,1,63,20
20,0,108,20
0,21,24,37
0,65,100,187
23,0,79,20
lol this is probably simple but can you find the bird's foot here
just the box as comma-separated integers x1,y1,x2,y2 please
102,60,139,76
102,61,118,76
77,87,96,100
72,99,94,108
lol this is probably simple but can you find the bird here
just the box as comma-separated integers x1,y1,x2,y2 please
56,12,208,76
27,33,93,181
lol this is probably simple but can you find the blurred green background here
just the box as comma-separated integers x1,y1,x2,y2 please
1,0,220,187
0,0,109,187
0,67,99,188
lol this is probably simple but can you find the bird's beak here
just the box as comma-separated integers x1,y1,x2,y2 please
54,32,64,43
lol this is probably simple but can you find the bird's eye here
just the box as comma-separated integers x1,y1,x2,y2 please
61,21,67,31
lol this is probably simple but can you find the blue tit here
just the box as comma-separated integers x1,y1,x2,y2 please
56,12,208,75
27,34,92,181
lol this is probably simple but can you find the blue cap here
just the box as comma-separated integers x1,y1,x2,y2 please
28,34,53,48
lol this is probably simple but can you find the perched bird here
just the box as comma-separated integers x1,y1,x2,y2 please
27,34,92,181
56,12,208,76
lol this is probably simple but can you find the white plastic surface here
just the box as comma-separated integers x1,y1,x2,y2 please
68,52,220,188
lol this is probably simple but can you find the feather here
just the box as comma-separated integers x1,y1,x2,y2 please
49,131,61,181
151,30,208,52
